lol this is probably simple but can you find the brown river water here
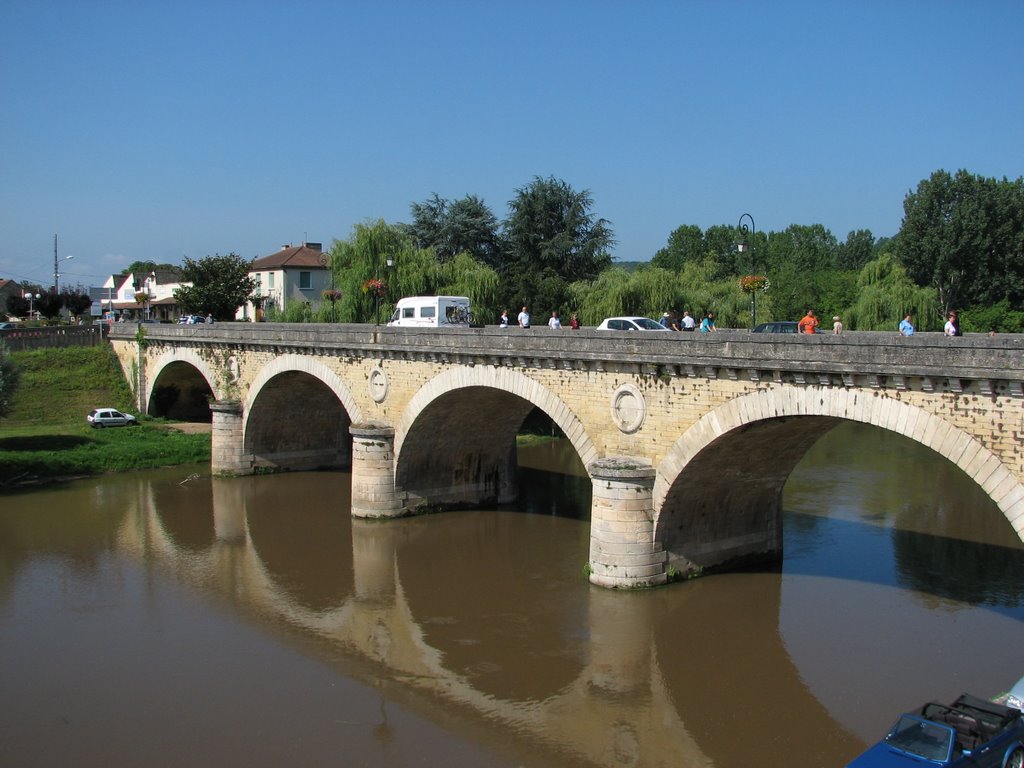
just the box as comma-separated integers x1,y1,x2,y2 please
1,422,1022,767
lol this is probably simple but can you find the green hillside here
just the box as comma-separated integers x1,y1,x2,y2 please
0,344,209,486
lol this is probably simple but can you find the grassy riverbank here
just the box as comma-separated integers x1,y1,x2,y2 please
0,345,209,487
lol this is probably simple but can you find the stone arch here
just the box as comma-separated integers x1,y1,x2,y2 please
655,386,1024,558
393,366,598,508
242,354,364,472
244,354,363,426
146,347,221,419
395,366,598,466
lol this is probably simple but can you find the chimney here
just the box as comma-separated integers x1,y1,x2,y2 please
304,242,322,252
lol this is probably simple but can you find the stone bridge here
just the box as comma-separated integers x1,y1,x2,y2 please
108,323,1024,589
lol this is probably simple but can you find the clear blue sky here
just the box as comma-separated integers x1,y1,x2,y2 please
2,0,1022,291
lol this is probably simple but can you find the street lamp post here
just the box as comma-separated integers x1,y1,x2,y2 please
374,255,394,327
53,235,74,296
24,291,40,319
737,213,758,331
319,252,337,323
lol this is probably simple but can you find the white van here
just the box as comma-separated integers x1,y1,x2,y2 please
387,296,472,327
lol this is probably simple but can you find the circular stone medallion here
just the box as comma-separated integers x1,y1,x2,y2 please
368,367,389,403
610,383,646,434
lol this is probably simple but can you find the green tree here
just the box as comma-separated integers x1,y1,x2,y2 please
703,224,745,277
896,169,1024,319
433,252,501,323
332,220,420,324
126,260,178,277
35,290,64,320
0,340,19,417
60,289,93,318
651,225,704,272
502,176,614,311
173,253,257,320
837,229,876,271
759,224,840,320
847,253,935,331
406,193,504,268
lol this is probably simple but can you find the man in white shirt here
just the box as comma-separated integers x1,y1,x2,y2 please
680,310,696,331
518,306,530,328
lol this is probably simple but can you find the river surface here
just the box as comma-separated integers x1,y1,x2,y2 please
2,422,1023,767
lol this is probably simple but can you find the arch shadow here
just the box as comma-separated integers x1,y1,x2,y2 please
393,367,598,509
243,356,364,473
147,349,219,421
655,386,1024,575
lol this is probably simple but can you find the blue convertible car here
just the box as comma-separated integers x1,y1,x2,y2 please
846,693,1024,767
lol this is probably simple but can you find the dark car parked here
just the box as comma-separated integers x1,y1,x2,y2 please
754,321,820,334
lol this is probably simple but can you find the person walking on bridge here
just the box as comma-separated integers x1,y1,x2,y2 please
798,310,819,334
517,306,530,329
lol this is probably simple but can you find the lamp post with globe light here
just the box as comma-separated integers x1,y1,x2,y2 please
737,213,758,331
24,291,41,320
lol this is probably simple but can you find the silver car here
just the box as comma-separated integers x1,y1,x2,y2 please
87,408,138,428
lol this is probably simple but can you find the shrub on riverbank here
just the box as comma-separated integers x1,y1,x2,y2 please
0,346,209,487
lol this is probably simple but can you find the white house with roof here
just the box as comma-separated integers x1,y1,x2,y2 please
91,270,189,321
238,242,330,321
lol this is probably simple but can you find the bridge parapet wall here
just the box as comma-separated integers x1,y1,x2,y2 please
111,323,1023,386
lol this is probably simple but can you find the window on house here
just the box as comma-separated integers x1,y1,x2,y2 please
299,271,312,290
268,273,275,290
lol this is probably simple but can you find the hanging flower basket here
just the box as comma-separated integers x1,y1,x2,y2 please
738,275,771,294
321,289,342,302
361,278,388,298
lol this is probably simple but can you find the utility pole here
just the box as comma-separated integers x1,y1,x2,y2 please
54,234,58,294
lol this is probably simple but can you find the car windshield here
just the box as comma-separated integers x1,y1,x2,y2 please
633,318,665,330
884,715,953,762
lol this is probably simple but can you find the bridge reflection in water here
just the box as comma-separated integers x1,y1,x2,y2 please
108,445,1018,766
5,425,1024,767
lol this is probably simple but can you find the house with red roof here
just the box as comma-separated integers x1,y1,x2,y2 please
238,242,329,321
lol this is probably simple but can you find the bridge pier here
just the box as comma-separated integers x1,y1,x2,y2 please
588,459,667,589
210,400,252,476
350,423,403,518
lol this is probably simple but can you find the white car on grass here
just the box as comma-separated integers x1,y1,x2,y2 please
87,408,138,428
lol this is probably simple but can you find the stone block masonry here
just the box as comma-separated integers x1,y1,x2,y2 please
108,324,1024,587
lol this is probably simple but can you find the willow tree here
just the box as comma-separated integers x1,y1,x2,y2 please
328,220,500,324
330,220,420,323
432,252,501,323
567,268,633,325
847,253,935,331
